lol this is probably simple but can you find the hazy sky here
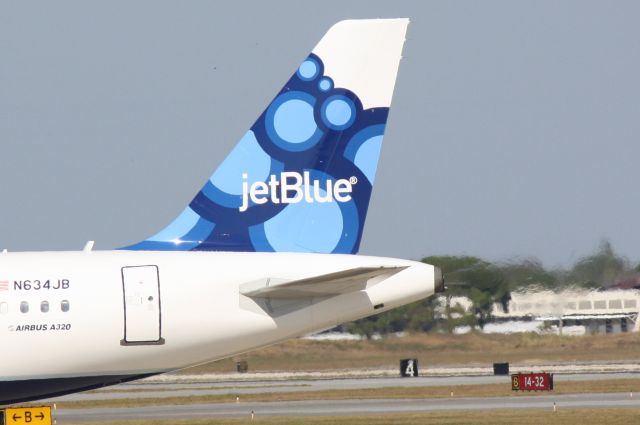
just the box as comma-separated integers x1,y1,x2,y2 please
1,1,639,267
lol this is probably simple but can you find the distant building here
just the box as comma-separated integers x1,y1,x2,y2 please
498,289,640,334
436,289,640,335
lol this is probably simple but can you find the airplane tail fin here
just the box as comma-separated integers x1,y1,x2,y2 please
123,19,409,254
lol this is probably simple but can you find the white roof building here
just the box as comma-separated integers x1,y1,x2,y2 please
435,289,640,333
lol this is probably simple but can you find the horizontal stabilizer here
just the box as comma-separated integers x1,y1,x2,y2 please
240,266,407,300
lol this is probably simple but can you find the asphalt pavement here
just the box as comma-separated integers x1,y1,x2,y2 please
53,392,640,422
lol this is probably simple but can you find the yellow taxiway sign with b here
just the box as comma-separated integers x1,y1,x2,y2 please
2,406,52,425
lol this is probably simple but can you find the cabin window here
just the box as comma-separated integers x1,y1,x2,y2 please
20,301,29,313
0,302,7,314
41,301,50,313
61,300,70,312
624,299,637,308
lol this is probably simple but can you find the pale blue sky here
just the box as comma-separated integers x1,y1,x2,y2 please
1,1,639,267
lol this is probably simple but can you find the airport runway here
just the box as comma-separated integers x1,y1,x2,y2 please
48,372,640,402
43,372,640,421
53,392,640,421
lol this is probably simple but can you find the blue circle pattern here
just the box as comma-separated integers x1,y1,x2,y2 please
319,77,333,92
321,95,357,130
297,58,320,81
265,91,325,152
127,53,390,254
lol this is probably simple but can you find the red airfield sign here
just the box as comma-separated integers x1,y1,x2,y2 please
511,372,554,391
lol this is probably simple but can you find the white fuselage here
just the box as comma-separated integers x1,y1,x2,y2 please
0,251,436,385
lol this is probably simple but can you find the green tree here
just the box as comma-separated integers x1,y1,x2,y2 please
344,296,439,338
500,258,558,291
567,240,628,288
422,255,509,330
345,241,635,337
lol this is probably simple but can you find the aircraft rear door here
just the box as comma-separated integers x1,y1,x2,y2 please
121,265,165,345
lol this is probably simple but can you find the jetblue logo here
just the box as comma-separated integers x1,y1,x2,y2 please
239,171,356,212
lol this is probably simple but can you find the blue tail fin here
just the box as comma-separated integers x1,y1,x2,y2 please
123,19,409,254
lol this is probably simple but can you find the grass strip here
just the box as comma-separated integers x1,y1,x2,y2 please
181,333,640,374
61,408,640,425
